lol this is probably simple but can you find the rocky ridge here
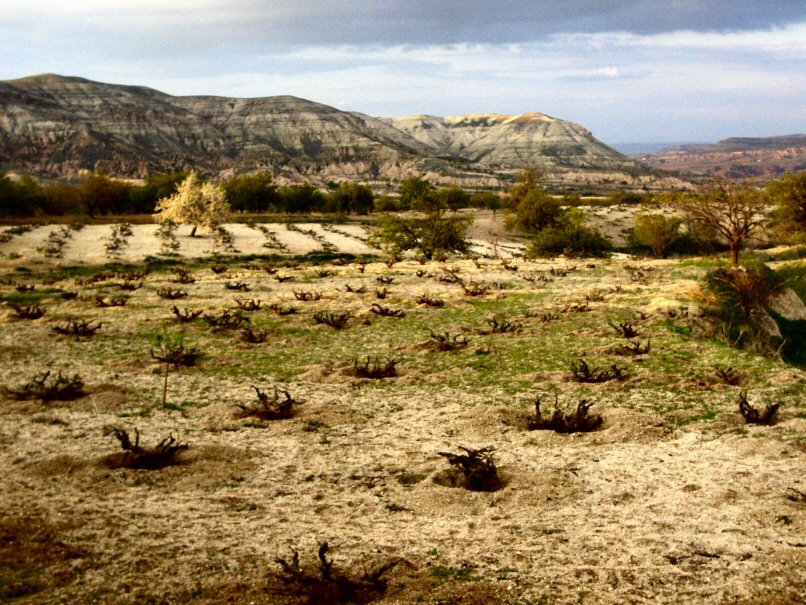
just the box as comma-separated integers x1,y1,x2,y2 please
640,135,806,181
0,74,686,191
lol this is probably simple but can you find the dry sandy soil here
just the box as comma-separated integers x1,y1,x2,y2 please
0,213,805,604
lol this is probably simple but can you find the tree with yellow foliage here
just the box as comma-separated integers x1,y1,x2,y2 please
154,172,229,237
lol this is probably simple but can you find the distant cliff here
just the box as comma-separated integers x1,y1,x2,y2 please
0,74,686,192
639,135,806,180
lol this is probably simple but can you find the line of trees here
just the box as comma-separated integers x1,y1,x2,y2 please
0,171,508,218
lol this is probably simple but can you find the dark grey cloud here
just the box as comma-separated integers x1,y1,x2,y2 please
226,0,806,46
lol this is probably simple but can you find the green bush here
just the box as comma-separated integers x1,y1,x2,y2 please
631,213,683,258
526,217,612,258
368,214,472,259
506,189,564,233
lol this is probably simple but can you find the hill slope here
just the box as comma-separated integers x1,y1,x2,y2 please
0,74,685,191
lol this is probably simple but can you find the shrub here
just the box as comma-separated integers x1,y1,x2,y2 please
9,303,45,319
275,542,401,604
150,330,201,409
427,330,470,352
699,263,785,354
52,319,102,337
416,293,445,307
527,221,612,259
240,325,268,343
368,214,472,259
608,319,639,338
738,391,779,425
204,310,250,330
484,316,521,334
614,339,651,356
714,366,742,385
236,386,299,420
437,446,502,492
313,311,350,329
156,288,188,300
369,303,405,318
528,394,603,433
631,213,682,258
5,370,86,402
171,306,203,322
351,356,398,379
103,427,188,470
506,189,564,233
570,359,626,383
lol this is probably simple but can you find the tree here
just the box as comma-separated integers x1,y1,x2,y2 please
767,173,806,243
469,191,502,217
78,173,128,216
399,176,434,210
277,183,327,213
632,213,683,258
506,168,542,210
368,213,472,259
680,181,767,265
438,186,471,212
507,188,564,233
222,172,279,213
327,182,374,215
526,209,612,258
154,172,230,236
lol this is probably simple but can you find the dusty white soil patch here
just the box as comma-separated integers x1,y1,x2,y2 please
0,216,804,604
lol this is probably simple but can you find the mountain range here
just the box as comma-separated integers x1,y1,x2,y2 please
639,135,806,180
0,74,687,192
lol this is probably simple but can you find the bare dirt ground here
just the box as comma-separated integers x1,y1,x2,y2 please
0,213,804,604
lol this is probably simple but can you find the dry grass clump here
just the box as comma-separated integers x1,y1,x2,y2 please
4,370,86,402
235,385,300,420
274,542,402,605
103,426,188,470
437,446,503,492
527,394,603,433
738,391,780,425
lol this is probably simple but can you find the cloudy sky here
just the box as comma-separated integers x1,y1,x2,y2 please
2,1,804,144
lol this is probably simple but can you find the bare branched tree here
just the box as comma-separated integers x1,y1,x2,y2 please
680,181,767,265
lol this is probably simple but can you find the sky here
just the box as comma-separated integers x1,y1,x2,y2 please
2,0,805,144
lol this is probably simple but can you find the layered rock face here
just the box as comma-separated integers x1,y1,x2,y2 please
386,113,639,171
0,74,683,191
639,135,806,181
